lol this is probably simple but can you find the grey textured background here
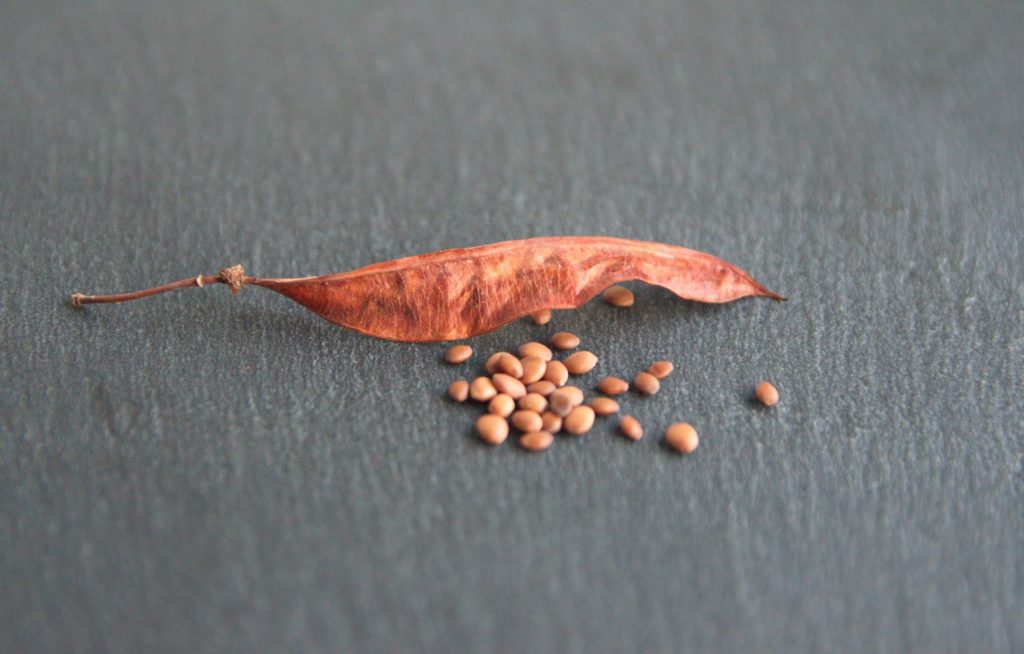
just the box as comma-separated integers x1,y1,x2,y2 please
2,0,1022,651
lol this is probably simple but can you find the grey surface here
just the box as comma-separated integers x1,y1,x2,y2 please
2,0,1022,651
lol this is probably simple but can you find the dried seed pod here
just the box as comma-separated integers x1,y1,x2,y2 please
497,353,524,378
602,285,635,307
510,410,544,433
543,360,569,387
755,381,779,406
647,361,674,379
448,379,469,402
564,351,598,375
526,380,557,397
476,414,509,445
530,309,551,325
518,342,553,362
589,397,620,416
469,376,498,402
518,392,548,414
633,372,660,395
485,352,512,374
550,332,581,350
549,386,584,416
665,423,698,453
541,411,563,433
491,373,527,399
488,393,516,417
519,356,547,384
518,431,554,452
596,376,629,395
445,344,473,364
563,406,596,435
619,415,643,441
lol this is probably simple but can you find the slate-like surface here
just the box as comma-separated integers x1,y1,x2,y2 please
2,0,1022,651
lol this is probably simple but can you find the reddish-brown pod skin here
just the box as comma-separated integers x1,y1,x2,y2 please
253,237,783,342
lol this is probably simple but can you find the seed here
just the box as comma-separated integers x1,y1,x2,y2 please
755,381,779,407
518,392,548,413
602,285,634,307
541,411,563,433
633,372,660,395
445,344,473,364
469,376,497,402
488,393,515,417
485,351,512,374
491,373,527,399
497,353,524,378
510,410,544,433
448,379,469,402
476,414,509,445
520,356,547,384
549,386,584,416
518,341,553,362
550,332,581,350
564,351,598,375
543,360,569,387
596,376,629,395
589,397,620,416
647,361,674,379
563,406,596,435
619,415,643,441
530,309,552,325
518,431,554,452
665,423,698,454
527,380,557,396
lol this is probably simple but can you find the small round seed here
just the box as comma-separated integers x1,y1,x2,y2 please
445,344,473,364
550,332,581,350
647,361,674,379
564,351,598,375
619,415,643,441
602,285,634,307
519,356,547,384
665,423,698,454
510,410,544,433
526,380,557,396
469,376,497,402
518,431,554,452
563,405,596,435
755,381,779,407
596,376,629,395
448,379,469,402
530,309,551,325
518,392,548,413
633,372,661,395
497,353,524,378
541,411,562,433
589,397,620,416
549,386,584,417
491,373,527,399
485,352,512,374
488,393,516,417
476,414,509,445
543,360,569,387
518,342,553,362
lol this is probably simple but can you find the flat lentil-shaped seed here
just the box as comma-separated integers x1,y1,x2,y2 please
488,394,515,417
518,431,554,452
602,285,635,307
647,361,674,379
530,310,551,325
633,372,661,395
518,393,548,414
526,380,557,396
476,414,509,445
589,397,620,415
564,351,598,375
510,410,544,433
470,376,497,402
550,332,581,350
445,344,473,364
543,360,569,387
520,357,547,384
448,379,469,402
755,381,779,407
497,353,524,378
518,342,553,362
485,352,512,374
541,411,563,433
549,386,584,417
619,415,643,441
563,406,596,435
596,376,629,395
491,373,527,399
665,423,698,454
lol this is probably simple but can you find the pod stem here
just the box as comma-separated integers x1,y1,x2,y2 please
70,265,249,307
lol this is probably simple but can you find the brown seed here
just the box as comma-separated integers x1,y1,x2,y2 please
589,397,620,416
543,360,569,387
488,393,515,417
491,373,527,399
497,353,524,378
541,411,563,433
647,361,674,379
549,386,584,416
448,379,469,402
550,332,581,350
564,351,598,375
476,414,509,445
469,376,497,402
518,392,548,413
445,344,473,364
518,342,553,362
518,431,554,452
526,380,557,396
519,356,547,384
530,309,551,325
619,415,643,441
633,372,660,395
563,405,596,435
602,285,635,307
485,352,512,374
510,410,544,433
596,376,629,395
665,423,698,453
755,381,779,407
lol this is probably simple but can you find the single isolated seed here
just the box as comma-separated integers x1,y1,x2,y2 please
445,344,473,364
519,392,548,414
665,423,698,454
602,285,635,307
497,353,524,378
633,372,661,395
619,415,643,441
526,380,557,396
550,332,581,350
541,411,563,433
755,381,780,407
564,351,598,375
530,309,552,325
518,431,554,452
549,386,584,416
596,376,629,395
469,376,497,402
491,373,527,399
563,406,596,435
476,414,509,445
488,394,516,417
448,379,469,402
647,361,674,379
520,356,547,384
485,352,512,374
518,342,553,362
589,397,620,416
511,410,544,433
543,360,569,387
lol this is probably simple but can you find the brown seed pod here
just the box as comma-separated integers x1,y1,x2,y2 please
445,344,473,364
647,361,674,379
564,351,598,375
469,376,498,402
518,392,548,414
530,309,551,325
518,431,554,452
510,410,544,433
485,351,512,374
665,423,698,454
549,332,581,350
519,356,547,384
589,397,620,416
491,373,527,399
526,380,557,397
596,376,629,395
496,353,524,378
543,360,569,387
563,406,596,435
476,414,509,445
602,285,635,307
755,381,779,407
549,386,584,417
541,411,563,433
448,379,469,402
518,341,553,362
633,372,661,395
488,393,516,417
618,415,643,441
